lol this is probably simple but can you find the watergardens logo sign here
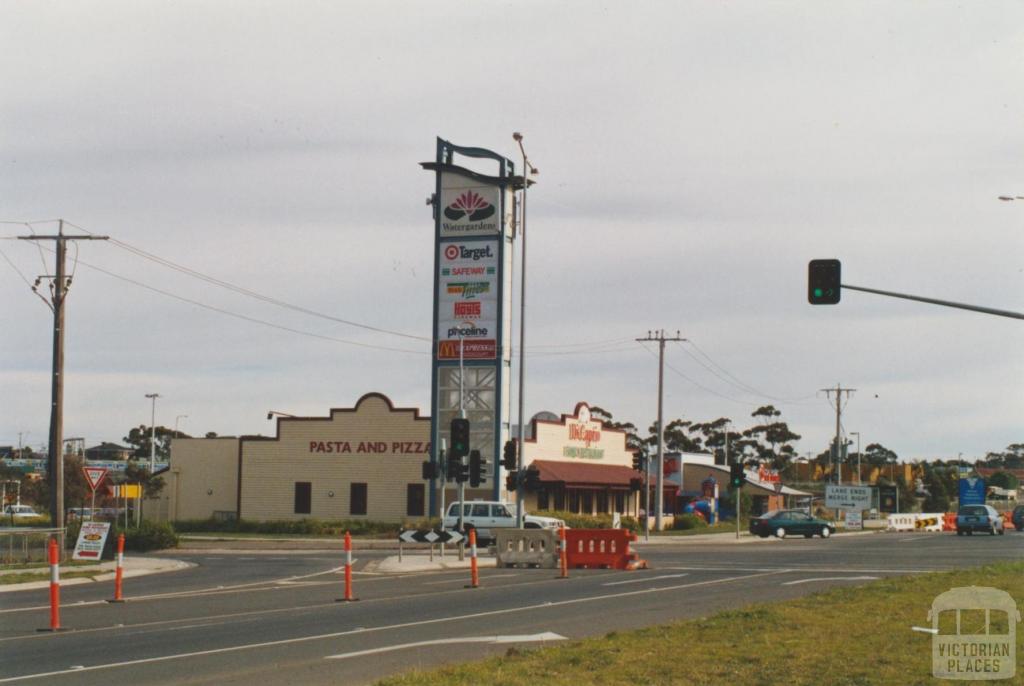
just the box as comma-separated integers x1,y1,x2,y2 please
928,586,1020,680
440,185,500,237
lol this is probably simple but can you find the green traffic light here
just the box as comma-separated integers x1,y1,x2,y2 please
814,288,823,298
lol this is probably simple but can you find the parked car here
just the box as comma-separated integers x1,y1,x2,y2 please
956,504,1004,536
749,509,835,539
3,505,41,521
442,501,565,544
1012,505,1024,533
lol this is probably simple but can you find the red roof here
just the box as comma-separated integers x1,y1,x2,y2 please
531,459,640,487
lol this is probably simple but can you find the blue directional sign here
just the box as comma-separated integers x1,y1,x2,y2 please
958,477,986,506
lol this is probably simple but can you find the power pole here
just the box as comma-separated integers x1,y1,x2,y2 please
820,384,855,485
637,330,685,532
18,220,108,549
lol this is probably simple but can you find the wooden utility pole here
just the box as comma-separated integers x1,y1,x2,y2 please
636,330,686,532
18,220,108,548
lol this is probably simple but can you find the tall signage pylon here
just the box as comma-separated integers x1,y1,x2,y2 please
422,138,519,513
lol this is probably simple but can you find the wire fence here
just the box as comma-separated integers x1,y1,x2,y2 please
0,527,64,565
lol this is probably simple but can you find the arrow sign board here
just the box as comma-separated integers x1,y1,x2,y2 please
825,484,872,511
82,466,108,491
398,529,465,545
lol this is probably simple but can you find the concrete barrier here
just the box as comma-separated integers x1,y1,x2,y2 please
495,529,559,569
888,513,945,532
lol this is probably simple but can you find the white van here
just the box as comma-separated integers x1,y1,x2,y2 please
442,501,565,543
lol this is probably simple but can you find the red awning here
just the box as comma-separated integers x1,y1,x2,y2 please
531,459,640,488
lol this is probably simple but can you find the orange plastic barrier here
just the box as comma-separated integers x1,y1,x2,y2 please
564,529,647,571
1002,511,1016,530
942,513,957,532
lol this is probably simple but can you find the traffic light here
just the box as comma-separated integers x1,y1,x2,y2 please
469,450,484,487
446,450,461,483
502,439,517,470
632,453,646,472
730,463,747,489
629,477,642,491
524,468,540,490
450,418,470,458
505,470,518,491
808,259,841,305
421,460,438,480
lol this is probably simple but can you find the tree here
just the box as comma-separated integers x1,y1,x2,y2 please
589,406,647,459
987,471,1020,491
863,443,898,467
744,405,801,472
981,443,1024,470
123,425,184,464
922,469,951,512
120,461,166,498
660,419,704,454
21,453,92,513
687,418,749,466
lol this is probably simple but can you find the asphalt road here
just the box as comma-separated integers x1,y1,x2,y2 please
1,532,1021,685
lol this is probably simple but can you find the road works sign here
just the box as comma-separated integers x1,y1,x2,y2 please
825,484,872,511
82,466,108,491
73,521,111,560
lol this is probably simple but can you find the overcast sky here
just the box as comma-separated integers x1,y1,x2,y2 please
2,1,1022,463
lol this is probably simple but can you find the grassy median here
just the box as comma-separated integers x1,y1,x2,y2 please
375,561,1024,686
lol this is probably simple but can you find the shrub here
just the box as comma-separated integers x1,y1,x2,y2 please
115,520,179,552
172,517,413,538
672,514,708,531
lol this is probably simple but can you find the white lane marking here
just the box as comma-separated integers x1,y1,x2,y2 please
912,626,939,634
325,632,566,660
602,573,688,586
423,574,518,586
781,576,879,586
0,569,788,682
660,566,935,574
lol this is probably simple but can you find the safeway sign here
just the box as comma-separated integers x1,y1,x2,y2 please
825,484,872,511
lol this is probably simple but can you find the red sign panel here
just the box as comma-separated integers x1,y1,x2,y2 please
437,339,497,360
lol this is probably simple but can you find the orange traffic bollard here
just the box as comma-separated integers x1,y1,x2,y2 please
558,525,569,579
466,528,479,589
336,531,357,602
108,533,126,603
37,537,66,632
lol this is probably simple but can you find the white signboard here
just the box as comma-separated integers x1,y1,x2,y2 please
845,510,863,530
440,176,501,237
825,484,872,511
436,240,499,360
73,521,111,560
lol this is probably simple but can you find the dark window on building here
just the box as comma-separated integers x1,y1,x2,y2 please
350,483,368,515
294,482,312,515
614,491,626,513
536,489,549,510
553,488,565,511
406,483,425,517
568,490,580,513
596,490,609,514
581,491,594,514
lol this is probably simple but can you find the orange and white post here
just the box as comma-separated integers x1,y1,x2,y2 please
467,528,479,589
337,531,356,602
558,525,569,579
42,537,62,631
109,533,126,603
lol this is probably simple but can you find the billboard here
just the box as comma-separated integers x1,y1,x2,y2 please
825,484,872,511
436,240,499,360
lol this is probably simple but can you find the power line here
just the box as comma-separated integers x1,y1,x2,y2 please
683,340,818,404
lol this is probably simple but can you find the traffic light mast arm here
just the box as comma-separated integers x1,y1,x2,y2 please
842,284,1024,321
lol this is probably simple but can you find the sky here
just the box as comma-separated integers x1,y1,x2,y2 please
2,1,1022,464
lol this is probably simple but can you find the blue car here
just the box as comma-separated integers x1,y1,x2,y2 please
956,505,1004,536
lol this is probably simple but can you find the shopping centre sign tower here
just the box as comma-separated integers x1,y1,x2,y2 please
422,138,519,512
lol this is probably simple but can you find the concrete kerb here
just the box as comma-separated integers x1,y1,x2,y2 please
0,557,195,593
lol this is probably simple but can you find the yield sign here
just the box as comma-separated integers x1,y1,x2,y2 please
82,466,108,491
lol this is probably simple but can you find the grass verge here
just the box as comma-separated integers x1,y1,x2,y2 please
375,561,1024,686
1,568,105,585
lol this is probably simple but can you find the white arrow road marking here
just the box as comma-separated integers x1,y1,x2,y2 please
325,632,567,660
602,574,688,586
782,576,879,586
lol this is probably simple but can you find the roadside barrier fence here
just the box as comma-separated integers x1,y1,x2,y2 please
564,529,647,571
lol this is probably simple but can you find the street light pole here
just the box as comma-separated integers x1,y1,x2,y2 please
850,431,861,484
512,132,537,530
145,393,160,473
175,414,188,437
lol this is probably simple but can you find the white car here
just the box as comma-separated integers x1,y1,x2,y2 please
4,505,41,521
442,501,565,543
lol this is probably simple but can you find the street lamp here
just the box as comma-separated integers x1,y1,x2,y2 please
850,431,861,484
145,393,160,473
267,410,295,420
175,414,188,437
512,131,538,529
